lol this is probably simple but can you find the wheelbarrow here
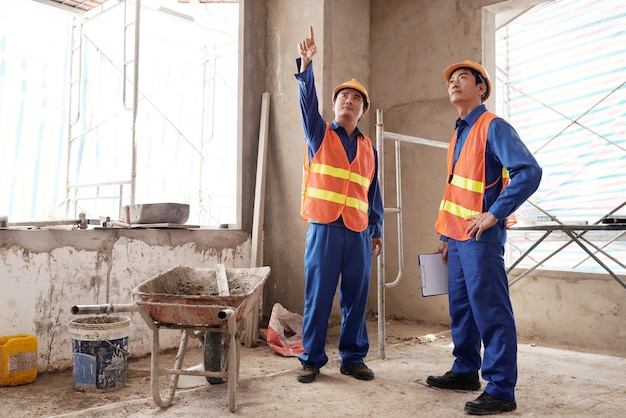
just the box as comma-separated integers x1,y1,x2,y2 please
71,264,271,413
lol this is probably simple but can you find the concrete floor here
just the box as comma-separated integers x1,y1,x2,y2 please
2,319,625,417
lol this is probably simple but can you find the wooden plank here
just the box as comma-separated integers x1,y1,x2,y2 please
245,91,270,347
250,91,270,269
215,264,230,297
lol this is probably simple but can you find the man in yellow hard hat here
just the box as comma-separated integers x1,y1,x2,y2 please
426,60,542,415
294,25,383,384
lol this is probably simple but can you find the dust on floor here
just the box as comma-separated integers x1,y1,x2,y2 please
2,318,624,418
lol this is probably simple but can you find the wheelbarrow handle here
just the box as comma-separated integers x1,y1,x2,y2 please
71,303,139,315
218,308,235,319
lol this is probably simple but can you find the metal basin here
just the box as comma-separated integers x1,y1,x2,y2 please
132,265,271,327
123,203,190,224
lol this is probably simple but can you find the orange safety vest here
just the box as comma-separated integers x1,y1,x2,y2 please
435,111,516,241
300,123,375,232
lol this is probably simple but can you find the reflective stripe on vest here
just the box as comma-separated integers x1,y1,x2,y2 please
300,123,375,232
435,112,496,240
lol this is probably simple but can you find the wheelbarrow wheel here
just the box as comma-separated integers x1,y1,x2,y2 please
204,331,228,384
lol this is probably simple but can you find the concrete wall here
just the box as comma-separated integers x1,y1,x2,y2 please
261,0,625,357
1,0,624,372
0,229,251,370
263,0,497,323
263,0,373,317
510,269,626,355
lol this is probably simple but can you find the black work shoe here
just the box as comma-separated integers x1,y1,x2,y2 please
465,391,517,415
426,370,481,391
297,364,320,383
340,363,375,380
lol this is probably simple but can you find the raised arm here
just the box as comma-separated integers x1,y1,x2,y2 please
297,25,317,73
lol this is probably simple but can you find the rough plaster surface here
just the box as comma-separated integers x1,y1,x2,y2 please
0,229,251,371
510,271,626,356
261,0,624,357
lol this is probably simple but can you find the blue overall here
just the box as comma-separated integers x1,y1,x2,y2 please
444,104,542,401
447,238,518,401
295,59,383,368
301,223,372,367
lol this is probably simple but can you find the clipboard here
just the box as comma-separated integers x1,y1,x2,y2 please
418,253,448,297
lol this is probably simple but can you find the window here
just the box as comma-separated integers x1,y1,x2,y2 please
495,0,626,272
0,0,239,227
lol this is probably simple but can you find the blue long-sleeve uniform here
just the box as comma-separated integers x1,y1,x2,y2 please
295,59,383,369
444,104,542,401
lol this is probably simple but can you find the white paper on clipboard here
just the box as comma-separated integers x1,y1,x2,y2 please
418,253,448,297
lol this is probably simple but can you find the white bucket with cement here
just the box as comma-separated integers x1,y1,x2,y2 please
68,315,131,392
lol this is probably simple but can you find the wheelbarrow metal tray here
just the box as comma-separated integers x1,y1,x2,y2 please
132,265,270,327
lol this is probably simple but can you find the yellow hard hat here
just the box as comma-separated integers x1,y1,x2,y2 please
332,78,370,112
444,60,491,102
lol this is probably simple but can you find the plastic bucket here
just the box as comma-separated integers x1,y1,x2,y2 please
69,315,130,392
